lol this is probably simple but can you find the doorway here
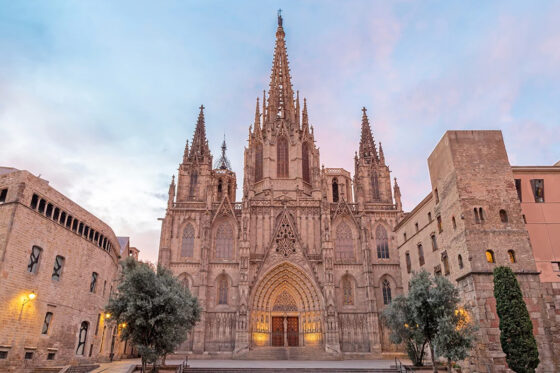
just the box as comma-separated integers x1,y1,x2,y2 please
287,316,299,346
271,317,283,346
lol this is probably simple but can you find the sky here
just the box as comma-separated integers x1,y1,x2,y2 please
1,1,559,263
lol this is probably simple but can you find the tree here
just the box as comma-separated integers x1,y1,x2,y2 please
493,266,539,373
433,309,478,372
382,295,427,366
106,258,201,373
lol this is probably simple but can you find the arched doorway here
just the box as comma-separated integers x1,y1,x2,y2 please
250,262,325,348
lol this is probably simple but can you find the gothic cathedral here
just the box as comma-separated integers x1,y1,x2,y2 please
158,14,404,357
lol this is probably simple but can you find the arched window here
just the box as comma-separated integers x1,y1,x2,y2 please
302,142,310,183
277,136,289,178
376,225,389,259
371,172,380,200
179,274,190,290
217,179,223,198
342,276,353,305
332,178,339,202
500,209,508,223
76,321,89,355
217,276,228,305
382,279,392,305
215,223,234,259
181,224,195,257
458,254,464,269
508,250,516,263
486,250,495,263
335,222,354,260
189,171,198,198
255,142,263,182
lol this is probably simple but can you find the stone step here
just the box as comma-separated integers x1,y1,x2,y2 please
184,369,399,373
237,347,341,361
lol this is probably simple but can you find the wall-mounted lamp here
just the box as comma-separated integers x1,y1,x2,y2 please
19,291,37,320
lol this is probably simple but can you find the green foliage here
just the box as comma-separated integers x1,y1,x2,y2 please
382,295,427,366
493,266,539,373
106,258,201,371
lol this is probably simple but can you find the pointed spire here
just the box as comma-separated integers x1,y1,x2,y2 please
254,97,261,136
359,107,379,162
393,177,402,211
168,175,176,209
302,98,309,134
188,105,211,162
267,10,295,124
296,91,301,129
379,142,386,165
214,135,232,170
262,90,267,131
183,139,189,163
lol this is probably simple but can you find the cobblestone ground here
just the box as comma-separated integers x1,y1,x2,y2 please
90,358,402,372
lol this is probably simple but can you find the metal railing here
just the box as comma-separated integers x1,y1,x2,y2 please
394,357,412,373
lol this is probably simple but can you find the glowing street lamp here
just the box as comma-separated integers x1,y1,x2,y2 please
19,291,37,320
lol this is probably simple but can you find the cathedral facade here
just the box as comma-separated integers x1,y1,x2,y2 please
157,14,404,357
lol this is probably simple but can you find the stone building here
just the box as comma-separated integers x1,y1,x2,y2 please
158,14,404,357
0,167,126,372
394,131,560,372
511,163,560,283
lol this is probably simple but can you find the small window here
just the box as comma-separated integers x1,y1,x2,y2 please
59,211,66,225
31,194,39,209
46,203,53,218
47,352,56,360
508,250,516,263
428,212,432,222
405,252,411,273
434,264,442,276
515,179,522,201
90,272,98,293
24,352,33,360
415,222,419,232
500,209,508,223
0,188,7,203
218,276,228,305
418,244,425,266
66,216,73,229
479,208,485,221
38,199,46,213
442,252,450,276
458,254,464,269
42,312,53,334
52,256,64,281
376,225,389,259
437,215,443,233
27,246,42,274
486,250,495,264
382,279,392,305
76,321,89,355
522,214,527,224
474,208,480,223
530,179,544,203
431,234,438,251
95,314,101,336
0,351,7,359
53,207,60,221
434,188,439,204
332,178,339,203
403,232,407,241
452,216,457,229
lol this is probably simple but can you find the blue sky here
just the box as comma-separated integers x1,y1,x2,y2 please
1,1,559,263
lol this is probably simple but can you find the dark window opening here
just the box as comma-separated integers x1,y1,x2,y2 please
217,179,223,199
523,214,527,224
332,179,339,202
418,244,425,266
59,211,66,225
46,203,53,218
515,179,522,201
42,312,53,334
302,142,310,183
189,171,198,198
255,142,263,182
382,279,392,305
88,229,94,241
371,172,380,200
500,209,508,223
90,272,98,293
376,225,389,259
479,208,484,221
428,212,432,222
474,208,480,224
84,226,89,238
47,353,56,360
458,254,464,269
28,246,42,274
530,179,545,203
72,219,79,232
403,232,407,241
405,252,411,273
95,314,101,335
24,352,33,360
38,199,46,214
414,222,419,232
53,207,60,221
0,351,7,359
76,322,89,355
437,215,443,233
434,188,439,204
52,256,64,281
277,136,289,178
442,252,450,275
31,194,39,209
0,188,7,203
431,234,438,251
452,216,457,229
66,216,73,229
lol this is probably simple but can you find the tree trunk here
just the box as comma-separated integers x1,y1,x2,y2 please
429,342,437,373
447,357,452,373
141,357,146,373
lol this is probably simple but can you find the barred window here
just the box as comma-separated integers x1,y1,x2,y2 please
382,279,392,305
90,272,98,293
376,225,389,259
76,321,89,355
215,223,234,259
342,276,353,305
27,246,42,274
42,312,53,334
181,224,195,257
52,255,65,281
335,222,354,261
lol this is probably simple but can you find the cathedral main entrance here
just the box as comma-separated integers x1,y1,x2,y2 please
250,263,324,348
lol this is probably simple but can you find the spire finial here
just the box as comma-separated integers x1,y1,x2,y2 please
215,134,232,170
278,9,283,26
359,106,379,162
188,104,211,162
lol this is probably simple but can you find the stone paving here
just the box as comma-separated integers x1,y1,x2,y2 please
90,358,403,373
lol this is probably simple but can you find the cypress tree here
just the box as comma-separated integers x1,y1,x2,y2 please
493,266,539,373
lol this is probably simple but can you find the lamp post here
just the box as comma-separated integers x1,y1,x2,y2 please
18,291,37,321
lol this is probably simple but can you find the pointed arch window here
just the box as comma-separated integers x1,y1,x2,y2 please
335,222,354,261
332,178,339,202
217,179,223,199
255,142,263,182
376,225,389,259
371,172,380,200
181,224,195,257
382,279,392,305
215,223,234,259
302,142,310,183
277,136,289,178
76,321,89,355
342,276,354,305
218,276,228,305
189,171,198,198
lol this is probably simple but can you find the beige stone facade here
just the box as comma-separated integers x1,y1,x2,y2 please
394,131,560,372
157,15,404,357
0,167,127,372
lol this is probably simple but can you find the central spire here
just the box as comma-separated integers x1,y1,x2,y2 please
266,10,296,124
187,105,211,163
359,107,379,162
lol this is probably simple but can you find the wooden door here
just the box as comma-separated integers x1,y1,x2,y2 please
271,317,284,346
287,317,299,346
